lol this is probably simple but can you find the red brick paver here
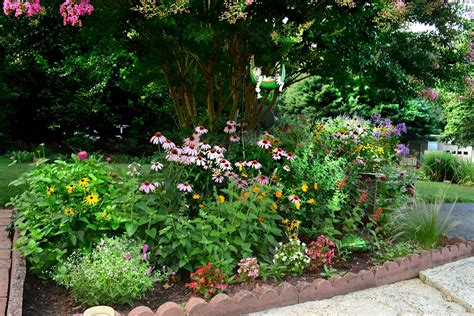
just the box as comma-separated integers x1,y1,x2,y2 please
0,209,12,315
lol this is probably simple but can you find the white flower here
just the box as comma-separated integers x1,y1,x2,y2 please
151,161,163,171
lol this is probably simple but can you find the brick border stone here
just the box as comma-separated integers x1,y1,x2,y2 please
7,229,26,316
0,209,12,316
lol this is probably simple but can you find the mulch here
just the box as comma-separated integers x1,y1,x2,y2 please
22,252,373,315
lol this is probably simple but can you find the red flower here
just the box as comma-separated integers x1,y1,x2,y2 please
336,177,347,190
258,217,265,222
372,208,383,222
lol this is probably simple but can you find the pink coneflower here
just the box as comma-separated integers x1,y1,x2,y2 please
285,152,295,160
247,160,262,170
207,149,221,160
195,156,206,167
153,181,164,188
200,141,211,151
257,138,272,149
225,171,237,179
219,159,232,171
77,151,88,160
150,131,167,145
140,181,156,194
254,174,269,185
166,148,181,162
283,165,291,172
151,161,163,171
106,157,112,163
235,178,248,189
183,145,198,156
202,162,211,170
195,125,208,135
179,155,195,165
177,182,193,193
162,140,176,150
272,153,281,160
184,135,200,146
224,124,237,134
288,195,301,204
227,120,237,126
263,131,274,138
229,135,240,142
212,169,225,183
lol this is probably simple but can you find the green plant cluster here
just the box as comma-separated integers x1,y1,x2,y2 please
422,151,473,184
52,236,166,306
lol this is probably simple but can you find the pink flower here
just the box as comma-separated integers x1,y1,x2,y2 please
226,120,237,126
283,165,291,172
150,131,167,144
257,139,272,149
151,161,163,171
140,181,156,194
142,244,149,253
288,195,301,204
247,160,262,170
183,145,198,156
206,149,221,160
200,141,211,151
235,178,248,189
194,125,208,135
162,140,176,150
212,170,225,183
219,159,233,171
106,157,112,163
177,182,193,193
146,267,153,276
184,135,200,146
285,152,295,160
254,174,269,185
123,252,132,260
195,156,207,166
224,124,236,134
77,151,88,160
229,135,240,142
166,148,181,162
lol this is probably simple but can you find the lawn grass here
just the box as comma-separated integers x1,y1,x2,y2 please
0,158,32,207
416,180,474,203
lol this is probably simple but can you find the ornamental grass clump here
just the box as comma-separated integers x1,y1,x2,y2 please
53,236,169,306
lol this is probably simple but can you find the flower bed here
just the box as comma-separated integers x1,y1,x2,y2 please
8,115,445,312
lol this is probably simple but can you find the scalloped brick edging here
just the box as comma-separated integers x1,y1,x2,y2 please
125,240,473,316
9,239,473,316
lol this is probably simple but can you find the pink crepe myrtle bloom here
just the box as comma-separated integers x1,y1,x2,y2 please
177,182,193,193
77,151,88,160
150,131,167,145
140,181,156,194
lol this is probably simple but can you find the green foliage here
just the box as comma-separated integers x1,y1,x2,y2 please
5,151,35,163
373,240,420,264
52,236,166,306
394,201,455,249
9,155,142,272
153,185,282,272
272,239,310,276
422,151,473,184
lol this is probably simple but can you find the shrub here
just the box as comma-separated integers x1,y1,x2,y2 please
273,238,310,275
422,151,473,184
52,236,168,306
393,200,455,249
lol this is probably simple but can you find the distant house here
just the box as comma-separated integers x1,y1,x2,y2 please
425,140,474,162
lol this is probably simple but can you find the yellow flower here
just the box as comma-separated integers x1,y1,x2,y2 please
258,194,265,201
192,194,201,200
302,183,308,192
271,203,278,210
275,191,282,198
84,193,99,206
282,218,289,225
313,183,318,190
64,208,74,216
198,204,204,208
243,192,250,198
289,233,298,240
307,198,316,204
46,187,55,196
241,173,248,178
239,165,243,172
218,195,225,203
102,211,110,219
252,186,260,193
66,185,76,194
295,202,301,210
79,178,90,187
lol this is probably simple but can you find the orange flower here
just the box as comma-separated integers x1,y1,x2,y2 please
252,186,260,193
243,192,250,198
258,217,265,223
271,203,278,210
275,191,282,198
313,183,318,190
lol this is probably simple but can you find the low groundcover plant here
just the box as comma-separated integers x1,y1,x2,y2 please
52,235,170,306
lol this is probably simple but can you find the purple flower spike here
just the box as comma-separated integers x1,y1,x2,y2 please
395,144,410,157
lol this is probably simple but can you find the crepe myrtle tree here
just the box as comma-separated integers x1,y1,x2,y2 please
2,0,468,132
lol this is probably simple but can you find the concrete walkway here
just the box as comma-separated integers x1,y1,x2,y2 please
0,209,12,315
250,257,474,316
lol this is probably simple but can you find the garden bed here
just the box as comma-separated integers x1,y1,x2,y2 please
21,240,472,315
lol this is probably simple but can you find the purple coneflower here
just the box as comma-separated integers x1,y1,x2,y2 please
254,175,269,185
257,138,272,149
219,159,232,171
140,181,156,194
247,160,262,170
195,125,208,135
224,124,236,134
183,145,198,156
177,182,193,193
150,131,167,145
288,195,301,204
162,140,176,150
229,135,240,142
200,141,211,151
151,161,163,171
212,170,225,183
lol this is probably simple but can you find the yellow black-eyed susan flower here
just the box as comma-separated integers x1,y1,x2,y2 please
84,193,99,205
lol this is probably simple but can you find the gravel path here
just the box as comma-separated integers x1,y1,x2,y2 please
440,203,474,240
